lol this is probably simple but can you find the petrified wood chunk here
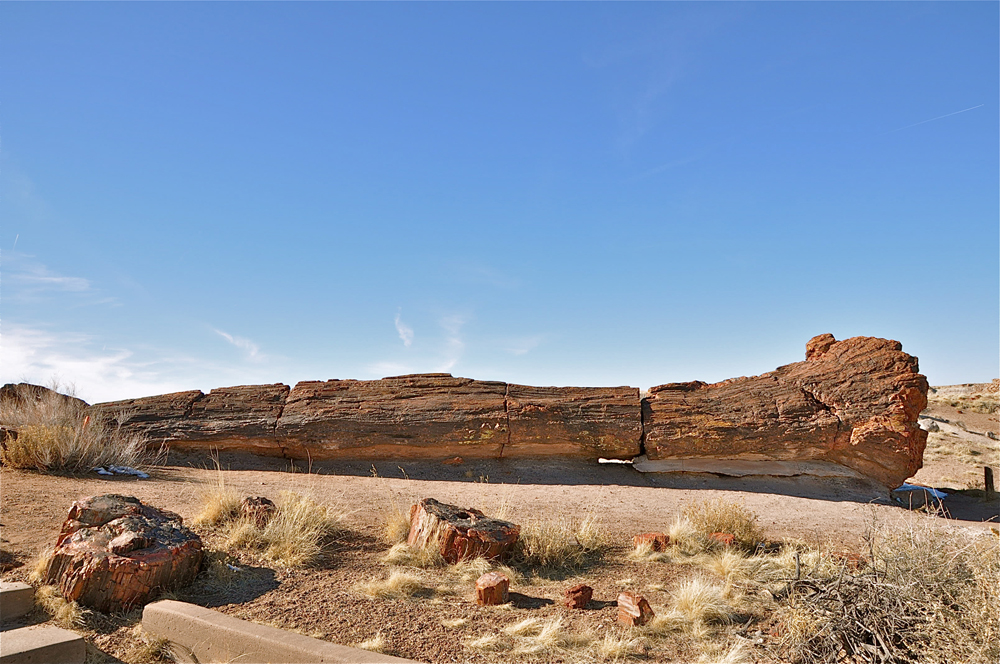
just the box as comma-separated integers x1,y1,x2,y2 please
505,385,642,459
43,495,203,612
708,532,736,547
564,584,593,609
633,533,670,552
240,496,276,528
642,335,929,488
407,498,520,564
618,592,655,626
476,572,510,606
277,375,508,459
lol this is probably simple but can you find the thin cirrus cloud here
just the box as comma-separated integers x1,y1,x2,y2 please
212,327,263,361
3,253,91,298
394,310,414,347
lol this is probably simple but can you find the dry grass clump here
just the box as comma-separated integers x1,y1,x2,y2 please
196,488,347,567
465,618,597,658
380,501,412,545
771,516,1000,663
34,584,84,629
358,570,431,599
669,577,736,626
356,632,388,653
0,383,151,473
381,542,446,568
124,625,173,663
683,499,763,550
510,513,608,572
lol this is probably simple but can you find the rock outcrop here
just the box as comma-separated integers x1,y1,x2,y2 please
506,385,641,458
68,333,927,487
642,335,928,487
275,375,508,459
42,495,203,612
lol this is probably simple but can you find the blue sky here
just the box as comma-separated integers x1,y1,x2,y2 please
2,2,997,403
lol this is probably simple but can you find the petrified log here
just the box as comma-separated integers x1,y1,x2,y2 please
475,572,510,606
43,495,203,612
642,335,928,488
633,533,670,552
407,498,520,564
565,584,593,609
276,375,508,459
505,385,641,459
617,592,655,626
90,384,289,453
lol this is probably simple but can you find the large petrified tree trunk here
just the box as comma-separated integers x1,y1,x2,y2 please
407,498,520,564
43,495,203,612
642,334,928,488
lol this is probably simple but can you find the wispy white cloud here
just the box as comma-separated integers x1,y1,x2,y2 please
394,310,414,347
0,324,191,403
437,314,467,372
212,328,263,361
2,252,96,299
365,360,412,378
504,335,544,356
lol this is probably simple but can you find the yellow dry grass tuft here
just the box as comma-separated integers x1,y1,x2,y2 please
124,625,174,663
380,542,445,568
442,618,468,628
0,383,152,473
357,570,430,599
683,499,763,550
668,577,735,627
510,513,607,572
356,632,388,653
595,631,649,660
34,585,83,629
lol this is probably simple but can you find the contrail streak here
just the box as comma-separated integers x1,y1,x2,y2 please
889,104,984,133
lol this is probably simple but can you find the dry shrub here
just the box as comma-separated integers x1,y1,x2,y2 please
510,513,607,572
381,542,445,568
772,515,1000,663
192,483,242,527
683,499,763,550
0,383,151,473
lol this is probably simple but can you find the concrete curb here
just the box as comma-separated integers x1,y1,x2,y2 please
142,600,417,663
0,583,34,622
0,625,86,664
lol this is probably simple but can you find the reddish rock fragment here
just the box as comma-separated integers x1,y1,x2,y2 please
408,498,520,564
709,532,736,547
834,552,868,571
442,457,464,465
44,495,203,613
476,572,510,606
633,533,670,551
564,584,593,609
240,496,276,528
618,592,655,626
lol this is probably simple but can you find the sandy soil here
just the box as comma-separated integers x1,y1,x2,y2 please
2,399,997,663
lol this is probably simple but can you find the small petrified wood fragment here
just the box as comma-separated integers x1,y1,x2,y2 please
565,584,593,609
618,592,655,626
708,532,736,547
240,496,276,528
633,533,670,552
407,498,520,564
476,572,510,606
43,494,203,612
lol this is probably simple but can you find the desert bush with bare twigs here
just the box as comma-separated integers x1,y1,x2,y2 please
769,514,999,664
0,383,152,473
683,498,763,550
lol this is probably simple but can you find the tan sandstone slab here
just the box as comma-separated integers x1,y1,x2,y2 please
0,625,85,664
142,600,415,663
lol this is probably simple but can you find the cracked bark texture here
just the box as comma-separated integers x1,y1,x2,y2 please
641,334,928,487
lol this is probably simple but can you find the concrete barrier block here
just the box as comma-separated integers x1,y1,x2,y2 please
0,582,34,622
142,600,416,663
0,625,85,664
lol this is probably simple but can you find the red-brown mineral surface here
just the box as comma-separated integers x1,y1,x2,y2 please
633,533,670,551
564,584,593,609
505,385,641,459
642,335,928,487
475,572,510,606
618,592,655,626
407,498,520,564
43,495,203,612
